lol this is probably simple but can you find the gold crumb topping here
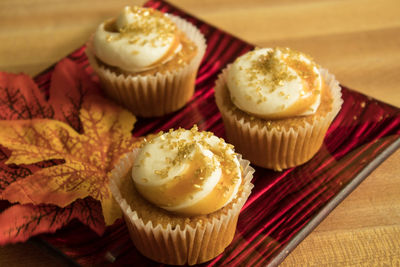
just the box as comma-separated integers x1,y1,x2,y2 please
149,125,238,184
282,47,319,90
231,47,322,112
133,125,242,216
105,6,177,47
248,48,296,93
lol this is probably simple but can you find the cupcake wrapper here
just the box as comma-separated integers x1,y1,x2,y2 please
86,15,207,117
109,149,254,265
215,66,343,171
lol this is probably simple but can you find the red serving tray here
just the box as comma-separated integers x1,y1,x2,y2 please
32,0,400,266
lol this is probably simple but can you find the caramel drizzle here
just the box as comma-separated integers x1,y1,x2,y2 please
134,126,240,216
237,48,322,119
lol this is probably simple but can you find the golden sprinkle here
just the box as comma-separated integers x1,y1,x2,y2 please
194,184,201,189
106,35,113,42
360,102,366,108
249,49,296,91
154,168,168,178
111,7,177,47
191,125,199,133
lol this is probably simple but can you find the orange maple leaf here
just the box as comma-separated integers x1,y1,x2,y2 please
0,94,138,225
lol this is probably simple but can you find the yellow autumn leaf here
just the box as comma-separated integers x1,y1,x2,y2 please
0,95,139,225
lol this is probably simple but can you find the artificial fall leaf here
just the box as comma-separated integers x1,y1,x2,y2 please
0,57,139,244
0,58,99,126
47,56,100,131
0,58,99,201
0,157,32,194
0,59,99,196
0,94,138,225
0,198,104,245
0,71,53,120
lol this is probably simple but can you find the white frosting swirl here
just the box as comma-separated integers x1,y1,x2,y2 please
227,48,323,119
132,126,242,216
93,6,181,73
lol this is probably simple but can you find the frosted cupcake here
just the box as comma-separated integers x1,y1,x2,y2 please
109,126,254,265
86,6,206,117
214,47,343,170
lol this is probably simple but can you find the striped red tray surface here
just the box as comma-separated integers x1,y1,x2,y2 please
34,0,400,266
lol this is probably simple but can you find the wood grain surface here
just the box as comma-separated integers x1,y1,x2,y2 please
0,0,399,266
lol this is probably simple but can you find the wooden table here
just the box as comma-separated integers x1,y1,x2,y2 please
1,0,399,265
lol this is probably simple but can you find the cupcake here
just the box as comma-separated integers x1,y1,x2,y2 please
86,6,206,117
214,47,343,171
109,126,254,265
